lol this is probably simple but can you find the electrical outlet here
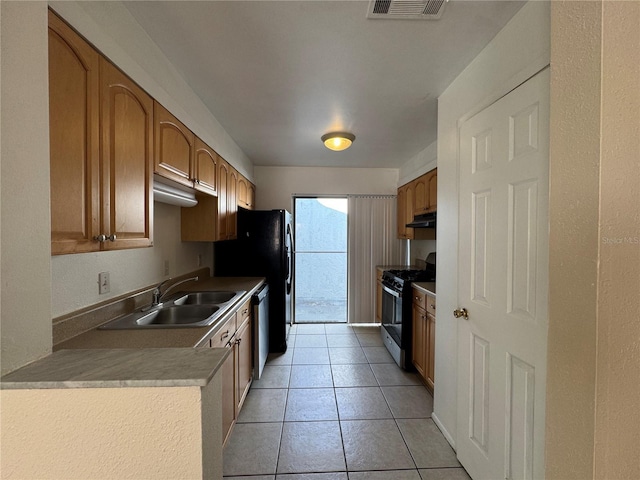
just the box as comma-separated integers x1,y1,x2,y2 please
98,272,110,295
164,260,170,276
197,254,203,267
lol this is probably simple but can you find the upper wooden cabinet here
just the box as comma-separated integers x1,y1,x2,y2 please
227,167,238,240
414,169,437,215
49,11,101,255
154,101,195,188
49,12,153,254
237,174,256,210
397,183,415,240
248,183,256,210
217,158,231,240
397,167,437,239
100,59,154,251
193,137,218,196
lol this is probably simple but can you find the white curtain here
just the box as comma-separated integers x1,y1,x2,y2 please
347,195,404,323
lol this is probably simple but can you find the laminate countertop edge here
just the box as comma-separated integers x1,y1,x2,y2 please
0,347,231,390
413,282,436,296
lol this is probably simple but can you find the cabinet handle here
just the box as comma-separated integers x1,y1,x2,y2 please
235,338,242,346
221,331,229,340
242,308,248,315
94,234,117,242
429,303,436,310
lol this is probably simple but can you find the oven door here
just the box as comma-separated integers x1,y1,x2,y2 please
381,283,403,346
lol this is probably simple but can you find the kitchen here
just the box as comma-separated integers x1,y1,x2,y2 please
2,1,639,480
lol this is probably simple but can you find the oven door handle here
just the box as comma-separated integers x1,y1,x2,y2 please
382,284,401,298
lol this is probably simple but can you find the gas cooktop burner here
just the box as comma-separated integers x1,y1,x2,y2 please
386,269,429,280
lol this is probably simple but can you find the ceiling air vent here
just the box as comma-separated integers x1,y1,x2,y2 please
367,0,447,20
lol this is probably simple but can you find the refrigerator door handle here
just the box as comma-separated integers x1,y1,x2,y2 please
286,224,294,294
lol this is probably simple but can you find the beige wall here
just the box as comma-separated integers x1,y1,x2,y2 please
546,2,640,479
254,166,398,211
595,4,640,478
435,0,550,448
1,2,52,375
0,379,222,479
546,2,602,477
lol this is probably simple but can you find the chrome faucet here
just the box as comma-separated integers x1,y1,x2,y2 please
148,276,199,309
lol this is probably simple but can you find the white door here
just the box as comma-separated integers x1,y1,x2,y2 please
456,69,549,480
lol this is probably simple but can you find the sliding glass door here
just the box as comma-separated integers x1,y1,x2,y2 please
294,197,348,323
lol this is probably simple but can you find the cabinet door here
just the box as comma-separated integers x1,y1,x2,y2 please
48,12,101,255
194,137,217,196
248,183,256,210
237,175,248,208
154,101,194,187
221,344,236,446
397,185,407,239
217,158,230,241
100,59,154,250
413,175,428,215
427,169,437,212
227,168,238,240
404,182,415,240
235,316,253,412
426,312,436,392
412,303,427,379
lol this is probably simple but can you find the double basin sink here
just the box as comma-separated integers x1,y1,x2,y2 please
99,290,246,329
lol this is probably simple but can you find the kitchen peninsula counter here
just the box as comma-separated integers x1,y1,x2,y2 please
0,348,229,390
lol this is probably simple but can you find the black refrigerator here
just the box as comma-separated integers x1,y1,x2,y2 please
214,208,293,352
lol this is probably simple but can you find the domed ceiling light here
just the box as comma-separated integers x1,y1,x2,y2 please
321,132,355,152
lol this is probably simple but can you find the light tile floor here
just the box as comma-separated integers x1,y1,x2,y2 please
223,324,471,480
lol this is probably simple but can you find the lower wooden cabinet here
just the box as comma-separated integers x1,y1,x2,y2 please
235,316,253,410
375,268,383,322
412,286,436,393
412,303,427,379
205,298,253,446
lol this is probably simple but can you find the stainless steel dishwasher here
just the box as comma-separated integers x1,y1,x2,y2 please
252,283,269,380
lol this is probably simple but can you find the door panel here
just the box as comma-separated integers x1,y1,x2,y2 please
100,59,153,250
48,12,100,254
457,69,549,480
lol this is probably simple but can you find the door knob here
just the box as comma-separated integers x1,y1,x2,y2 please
453,308,469,320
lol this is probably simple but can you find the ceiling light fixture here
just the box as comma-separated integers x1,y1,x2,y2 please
321,132,355,152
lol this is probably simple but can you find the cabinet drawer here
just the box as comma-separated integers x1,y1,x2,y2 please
211,315,236,348
412,287,426,308
237,298,251,328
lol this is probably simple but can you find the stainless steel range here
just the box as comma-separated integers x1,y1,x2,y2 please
380,253,436,369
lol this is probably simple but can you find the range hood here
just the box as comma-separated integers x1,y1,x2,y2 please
406,212,436,228
153,176,198,207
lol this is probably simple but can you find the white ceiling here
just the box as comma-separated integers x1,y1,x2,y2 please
125,1,525,168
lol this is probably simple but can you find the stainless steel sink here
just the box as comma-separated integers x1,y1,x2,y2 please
171,291,243,305
99,290,246,329
136,305,220,326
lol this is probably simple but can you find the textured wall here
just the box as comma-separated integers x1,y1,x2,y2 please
0,2,52,375
51,202,212,317
546,2,602,478
0,386,209,479
594,2,640,478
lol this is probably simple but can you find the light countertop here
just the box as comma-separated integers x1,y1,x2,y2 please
0,348,229,390
413,282,436,296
